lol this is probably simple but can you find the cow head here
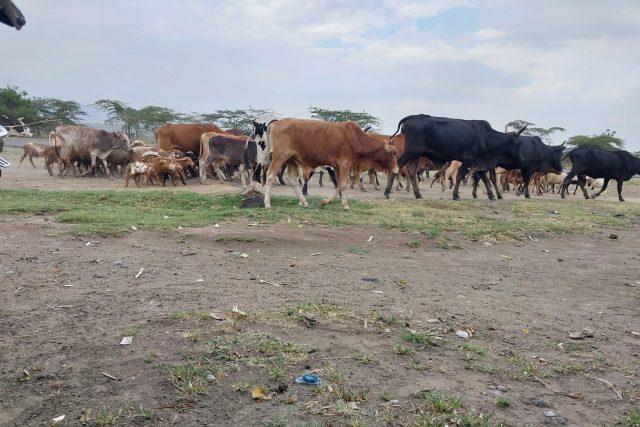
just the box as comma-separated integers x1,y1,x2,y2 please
382,141,399,173
251,115,277,166
114,132,131,151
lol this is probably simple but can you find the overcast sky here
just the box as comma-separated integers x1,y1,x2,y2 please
2,0,639,150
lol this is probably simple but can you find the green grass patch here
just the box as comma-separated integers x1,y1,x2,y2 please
403,330,445,349
615,408,640,426
171,310,210,321
495,396,511,407
412,389,503,426
3,189,639,240
94,402,155,425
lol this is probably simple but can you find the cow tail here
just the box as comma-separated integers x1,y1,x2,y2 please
389,116,410,139
50,131,60,156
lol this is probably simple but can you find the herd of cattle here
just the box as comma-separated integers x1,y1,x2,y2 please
15,114,640,209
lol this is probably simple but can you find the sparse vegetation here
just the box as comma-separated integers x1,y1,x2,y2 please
495,396,511,407
2,189,639,240
615,408,640,426
348,246,370,254
352,351,374,365
215,235,257,243
403,330,445,349
393,343,412,355
95,402,155,426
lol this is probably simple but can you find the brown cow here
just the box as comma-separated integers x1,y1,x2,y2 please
42,146,61,176
50,125,131,179
19,142,47,168
263,118,398,210
155,123,222,154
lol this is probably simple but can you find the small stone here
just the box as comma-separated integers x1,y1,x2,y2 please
581,327,594,338
544,409,558,417
569,331,584,340
530,398,547,407
207,373,216,382
609,233,618,239
496,385,508,392
455,330,469,339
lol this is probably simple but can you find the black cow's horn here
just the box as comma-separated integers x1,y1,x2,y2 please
515,124,528,136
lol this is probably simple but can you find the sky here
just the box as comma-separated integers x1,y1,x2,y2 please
2,0,639,150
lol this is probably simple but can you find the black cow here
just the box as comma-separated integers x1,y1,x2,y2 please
490,134,564,198
384,114,528,200
560,146,640,202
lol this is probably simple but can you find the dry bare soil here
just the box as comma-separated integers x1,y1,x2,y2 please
1,144,639,426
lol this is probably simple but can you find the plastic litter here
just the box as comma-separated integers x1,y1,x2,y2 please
295,373,322,385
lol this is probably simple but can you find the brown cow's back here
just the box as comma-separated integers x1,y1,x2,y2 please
155,123,222,154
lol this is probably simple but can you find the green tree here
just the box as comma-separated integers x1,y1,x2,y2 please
505,119,566,144
93,100,181,140
199,107,275,133
309,107,381,130
34,98,86,124
566,129,624,151
137,105,177,134
0,86,39,124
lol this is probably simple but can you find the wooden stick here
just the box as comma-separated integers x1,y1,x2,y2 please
101,372,118,380
584,374,623,400
532,374,583,399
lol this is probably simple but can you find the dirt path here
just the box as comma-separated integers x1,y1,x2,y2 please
1,142,640,425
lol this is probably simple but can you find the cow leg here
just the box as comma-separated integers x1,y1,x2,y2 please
237,164,247,189
29,155,37,168
591,178,610,200
318,170,324,187
489,169,502,199
369,170,380,190
479,172,495,200
560,171,577,198
615,180,624,202
213,161,227,185
285,161,309,208
199,154,210,184
326,167,337,188
452,164,469,201
264,157,287,209
406,159,422,199
277,165,286,185
354,172,367,192
471,172,480,199
322,164,350,210
19,152,28,167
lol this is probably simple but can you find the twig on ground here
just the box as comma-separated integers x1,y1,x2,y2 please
584,374,623,400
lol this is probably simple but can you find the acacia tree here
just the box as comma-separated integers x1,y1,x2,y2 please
309,107,381,130
505,119,566,144
199,107,275,133
566,129,624,151
93,99,181,139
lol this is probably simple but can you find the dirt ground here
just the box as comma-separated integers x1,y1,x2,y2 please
1,140,639,426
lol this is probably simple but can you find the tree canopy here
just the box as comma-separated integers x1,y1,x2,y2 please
566,129,625,151
309,107,381,130
505,119,566,145
1,86,86,136
199,108,275,133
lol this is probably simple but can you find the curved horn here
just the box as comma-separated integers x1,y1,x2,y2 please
515,124,528,136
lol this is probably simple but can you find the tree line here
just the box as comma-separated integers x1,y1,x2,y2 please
0,85,630,152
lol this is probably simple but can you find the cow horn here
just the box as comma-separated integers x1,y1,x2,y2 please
515,124,528,136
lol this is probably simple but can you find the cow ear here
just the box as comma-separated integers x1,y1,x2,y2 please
388,138,396,146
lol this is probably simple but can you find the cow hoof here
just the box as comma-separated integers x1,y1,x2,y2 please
488,196,495,201
320,198,330,206
587,196,593,200
619,198,625,202
342,205,350,211
415,193,422,199
384,191,391,199
302,204,309,209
